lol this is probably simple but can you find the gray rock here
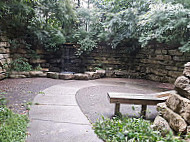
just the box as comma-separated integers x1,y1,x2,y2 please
85,72,100,79
29,71,44,77
174,76,190,99
74,73,89,80
96,70,106,77
187,126,190,133
157,103,187,133
18,72,30,77
166,93,190,124
47,72,59,79
0,73,6,80
10,71,30,77
59,73,74,80
183,62,190,78
9,74,26,79
153,116,173,135
105,70,115,77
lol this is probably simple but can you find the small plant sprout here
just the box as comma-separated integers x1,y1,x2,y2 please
34,103,40,105
38,91,45,95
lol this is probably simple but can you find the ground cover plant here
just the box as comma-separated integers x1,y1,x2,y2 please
93,116,185,142
0,96,29,142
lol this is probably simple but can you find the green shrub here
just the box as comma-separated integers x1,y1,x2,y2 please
93,116,184,142
0,106,29,142
4,57,32,72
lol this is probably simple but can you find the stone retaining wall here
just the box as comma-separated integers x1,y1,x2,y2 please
83,45,189,83
0,36,10,80
10,44,83,73
4,42,190,83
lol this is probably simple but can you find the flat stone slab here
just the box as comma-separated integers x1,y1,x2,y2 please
27,120,101,142
33,95,77,106
29,105,90,124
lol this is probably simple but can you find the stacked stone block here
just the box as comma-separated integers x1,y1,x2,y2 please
0,37,11,80
154,62,190,135
83,45,187,83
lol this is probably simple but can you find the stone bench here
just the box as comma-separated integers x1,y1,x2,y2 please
107,91,175,119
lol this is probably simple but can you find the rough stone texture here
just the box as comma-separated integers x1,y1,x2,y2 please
10,71,30,77
85,72,100,79
153,116,173,135
59,73,74,80
74,73,89,80
7,42,189,83
0,73,6,80
47,72,59,79
0,36,11,80
9,74,27,78
166,93,190,124
183,62,190,78
175,76,190,99
157,103,187,133
29,71,44,77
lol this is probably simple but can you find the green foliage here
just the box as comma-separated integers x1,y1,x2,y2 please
4,57,32,72
0,0,76,52
90,0,190,52
0,106,29,142
76,37,97,55
94,116,184,142
1,0,190,54
138,2,190,51
0,95,7,106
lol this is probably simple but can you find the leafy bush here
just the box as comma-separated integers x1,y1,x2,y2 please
4,57,32,72
0,95,7,106
0,106,29,142
0,0,76,52
138,2,190,51
94,116,184,142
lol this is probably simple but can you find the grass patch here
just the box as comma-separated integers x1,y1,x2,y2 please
93,116,184,142
0,106,29,142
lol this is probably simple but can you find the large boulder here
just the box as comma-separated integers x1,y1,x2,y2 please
157,103,187,133
10,71,30,77
47,72,59,79
59,73,74,80
166,93,190,124
29,71,45,77
9,74,26,78
96,70,106,77
0,73,6,80
153,116,173,135
183,62,190,78
74,73,89,80
85,71,100,79
174,76,190,99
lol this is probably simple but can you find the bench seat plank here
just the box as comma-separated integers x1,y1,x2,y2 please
108,92,167,105
107,91,175,118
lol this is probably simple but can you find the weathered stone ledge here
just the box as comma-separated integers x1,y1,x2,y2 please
8,70,106,80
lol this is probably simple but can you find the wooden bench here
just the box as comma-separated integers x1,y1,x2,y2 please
107,91,175,119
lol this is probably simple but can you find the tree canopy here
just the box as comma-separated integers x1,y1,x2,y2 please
0,0,190,53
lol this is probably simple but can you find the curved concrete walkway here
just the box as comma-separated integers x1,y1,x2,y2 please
27,80,102,142
27,78,173,142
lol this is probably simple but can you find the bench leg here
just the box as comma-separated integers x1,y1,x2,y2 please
114,103,120,115
141,105,147,119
